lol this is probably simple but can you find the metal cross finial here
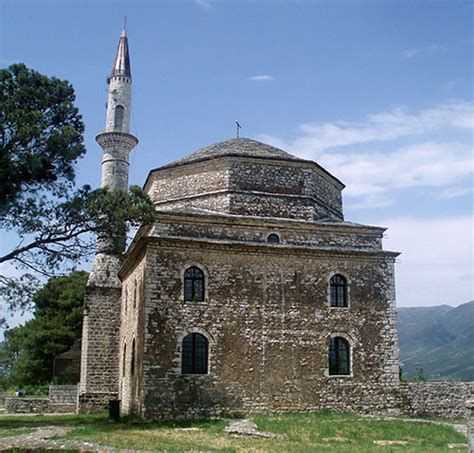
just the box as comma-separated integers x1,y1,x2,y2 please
235,121,242,138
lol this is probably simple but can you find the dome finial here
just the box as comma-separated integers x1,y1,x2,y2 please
235,121,242,138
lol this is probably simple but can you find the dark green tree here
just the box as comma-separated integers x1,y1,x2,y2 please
3,271,88,387
414,367,428,381
0,63,86,215
0,64,155,311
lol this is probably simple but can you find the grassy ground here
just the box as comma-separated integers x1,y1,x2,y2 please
0,411,467,452
0,427,33,437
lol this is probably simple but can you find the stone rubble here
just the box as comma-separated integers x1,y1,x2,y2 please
223,419,275,438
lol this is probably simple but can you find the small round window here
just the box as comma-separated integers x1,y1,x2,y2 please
267,233,280,244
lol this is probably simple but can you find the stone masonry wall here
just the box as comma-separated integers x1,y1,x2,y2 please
6,387,77,414
466,400,474,452
228,161,342,219
106,75,131,133
49,385,77,413
303,167,343,218
228,191,322,222
97,132,137,190
155,193,231,215
5,398,49,414
400,381,474,419
151,161,229,202
148,157,343,222
119,251,147,414
78,285,121,413
137,237,399,420
150,213,383,252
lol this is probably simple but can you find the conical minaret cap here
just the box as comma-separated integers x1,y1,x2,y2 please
111,30,131,78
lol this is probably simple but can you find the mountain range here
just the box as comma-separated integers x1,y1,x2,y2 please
397,300,474,381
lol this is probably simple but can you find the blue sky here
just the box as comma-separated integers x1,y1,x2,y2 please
0,0,473,323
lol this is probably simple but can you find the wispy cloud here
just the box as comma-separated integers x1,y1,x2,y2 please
320,141,472,208
248,75,275,82
285,101,473,153
195,0,212,10
401,43,444,59
259,101,474,208
382,216,473,307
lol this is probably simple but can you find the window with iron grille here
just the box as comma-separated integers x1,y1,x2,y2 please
184,267,205,301
181,333,208,374
328,337,350,375
330,274,348,307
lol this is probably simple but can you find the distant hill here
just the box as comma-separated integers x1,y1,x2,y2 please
397,301,474,381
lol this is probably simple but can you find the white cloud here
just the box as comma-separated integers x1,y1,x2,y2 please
248,75,275,82
401,43,444,59
328,141,472,207
381,216,473,307
259,101,474,208
285,101,474,155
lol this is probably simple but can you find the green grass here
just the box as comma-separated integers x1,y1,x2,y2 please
0,427,34,438
0,411,467,452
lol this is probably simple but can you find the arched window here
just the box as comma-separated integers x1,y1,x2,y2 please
114,105,124,130
130,338,136,377
181,333,208,374
184,267,205,302
328,337,350,375
330,274,348,307
122,343,127,377
267,233,280,244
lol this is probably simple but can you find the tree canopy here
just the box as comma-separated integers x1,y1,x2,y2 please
0,271,88,387
0,63,86,214
0,63,156,312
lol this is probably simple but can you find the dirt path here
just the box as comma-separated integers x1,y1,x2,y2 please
0,425,143,452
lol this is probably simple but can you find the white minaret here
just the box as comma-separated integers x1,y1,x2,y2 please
96,29,138,192
95,29,138,254
78,29,138,412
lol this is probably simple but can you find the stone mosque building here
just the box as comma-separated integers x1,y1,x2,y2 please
78,29,403,419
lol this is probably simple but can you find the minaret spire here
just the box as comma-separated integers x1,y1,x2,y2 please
111,29,131,79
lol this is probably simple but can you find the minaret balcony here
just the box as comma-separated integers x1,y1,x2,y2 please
96,131,138,152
